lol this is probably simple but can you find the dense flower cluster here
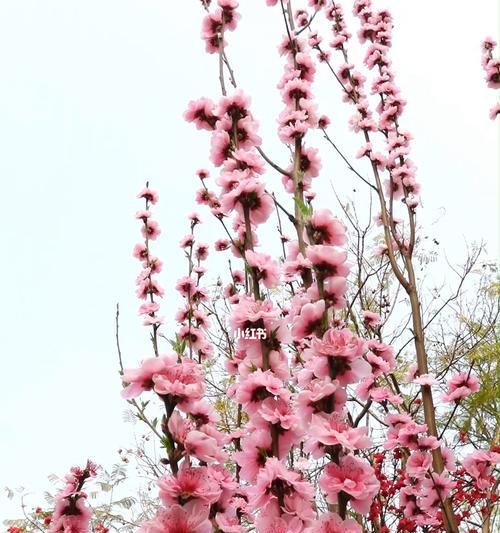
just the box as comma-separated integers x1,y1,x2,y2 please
117,2,498,533
47,461,97,533
201,0,240,54
124,186,248,533
3,3,498,533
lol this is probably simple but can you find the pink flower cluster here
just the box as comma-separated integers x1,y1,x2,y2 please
355,0,420,208
481,37,500,119
125,189,252,533
49,461,97,533
175,213,214,361
276,32,323,194
186,82,320,529
119,3,496,533
314,0,420,217
185,3,384,528
185,90,274,237
133,186,165,329
201,0,240,54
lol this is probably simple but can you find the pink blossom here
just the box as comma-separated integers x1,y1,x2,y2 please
50,462,96,533
224,148,265,174
137,187,159,204
121,356,170,399
221,179,273,224
184,429,225,463
234,429,273,482
210,130,232,166
304,512,362,533
246,250,280,288
306,245,350,278
230,295,281,330
133,242,148,262
307,209,346,246
175,276,197,297
195,243,209,261
167,412,194,445
50,499,92,533
255,515,303,533
463,450,500,490
281,78,313,104
283,254,312,282
306,412,372,456
218,0,240,31
441,372,480,403
135,276,164,300
178,324,206,350
184,98,217,130
215,238,230,251
300,146,322,178
489,102,500,120
139,503,211,533
217,89,250,119
420,474,455,512
142,314,164,326
135,209,151,221
291,300,325,339
139,302,160,315
149,257,163,274
158,465,221,507
297,377,347,422
405,363,418,382
320,455,379,514
141,220,161,240
235,369,287,414
413,373,438,386
318,114,330,129
366,339,395,373
196,168,209,180
309,328,369,384
406,451,432,478
312,276,347,310
152,358,205,409
361,310,381,327
247,457,314,522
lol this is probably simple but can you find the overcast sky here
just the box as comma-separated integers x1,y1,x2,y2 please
0,0,498,523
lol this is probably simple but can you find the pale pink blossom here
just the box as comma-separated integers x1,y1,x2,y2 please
291,300,325,339
406,451,432,478
320,455,379,514
441,372,480,403
247,457,314,521
142,219,161,240
184,429,225,463
158,465,221,507
246,250,280,288
184,98,218,130
137,187,159,204
306,245,350,278
304,512,362,533
307,209,347,246
362,310,381,327
139,503,211,533
121,356,171,399
235,369,287,414
152,358,205,408
306,412,372,457
463,450,500,490
420,474,456,512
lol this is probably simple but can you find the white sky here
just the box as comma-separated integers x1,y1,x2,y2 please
0,0,498,523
